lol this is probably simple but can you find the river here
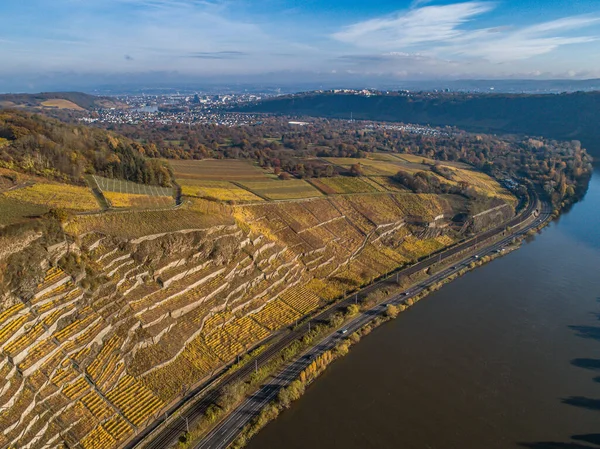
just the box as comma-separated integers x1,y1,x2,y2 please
246,165,600,449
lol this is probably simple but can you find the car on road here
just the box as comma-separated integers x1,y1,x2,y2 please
340,329,348,335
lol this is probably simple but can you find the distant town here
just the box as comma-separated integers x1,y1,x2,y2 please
79,92,270,126
78,89,461,132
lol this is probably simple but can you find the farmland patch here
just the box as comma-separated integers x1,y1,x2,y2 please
179,179,262,202
4,183,99,212
238,179,323,200
40,99,85,110
309,177,380,194
169,159,271,181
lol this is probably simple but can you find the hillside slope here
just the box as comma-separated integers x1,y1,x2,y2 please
0,109,592,449
0,186,491,449
239,91,600,157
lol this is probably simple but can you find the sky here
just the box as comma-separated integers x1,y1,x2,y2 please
2,0,600,90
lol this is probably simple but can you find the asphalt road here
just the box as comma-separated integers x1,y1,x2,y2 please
194,197,551,449
130,191,545,449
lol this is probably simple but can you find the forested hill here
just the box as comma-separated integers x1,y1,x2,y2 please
0,91,124,110
239,91,600,157
0,110,172,185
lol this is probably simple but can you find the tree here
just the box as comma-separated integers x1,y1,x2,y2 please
349,163,364,176
218,381,247,410
385,304,399,318
346,304,360,316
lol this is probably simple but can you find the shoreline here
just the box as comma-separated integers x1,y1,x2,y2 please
187,196,552,449
126,191,533,449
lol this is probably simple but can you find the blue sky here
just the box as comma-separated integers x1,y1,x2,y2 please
2,0,600,86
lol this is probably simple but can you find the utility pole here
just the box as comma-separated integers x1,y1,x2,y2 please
355,293,358,304
255,359,258,374
185,417,189,433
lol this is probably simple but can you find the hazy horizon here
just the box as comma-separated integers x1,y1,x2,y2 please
2,0,600,92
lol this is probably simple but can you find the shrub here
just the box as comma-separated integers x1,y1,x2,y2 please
385,304,399,318
346,304,360,316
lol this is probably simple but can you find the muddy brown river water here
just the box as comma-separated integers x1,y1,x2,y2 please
246,166,600,449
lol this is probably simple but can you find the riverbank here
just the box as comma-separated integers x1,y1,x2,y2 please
230,222,545,449
191,196,552,449
244,166,600,449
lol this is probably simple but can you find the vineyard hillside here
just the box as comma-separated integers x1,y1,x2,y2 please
0,180,494,449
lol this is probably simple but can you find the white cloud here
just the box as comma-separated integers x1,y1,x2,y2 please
332,2,495,49
410,0,436,8
332,2,600,63
447,15,600,61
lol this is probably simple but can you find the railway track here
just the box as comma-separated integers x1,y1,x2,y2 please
127,189,545,449
195,196,551,449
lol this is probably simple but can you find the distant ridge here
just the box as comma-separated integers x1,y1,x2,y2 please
0,91,125,110
238,90,600,157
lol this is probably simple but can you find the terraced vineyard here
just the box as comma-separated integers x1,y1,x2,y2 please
0,154,519,449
